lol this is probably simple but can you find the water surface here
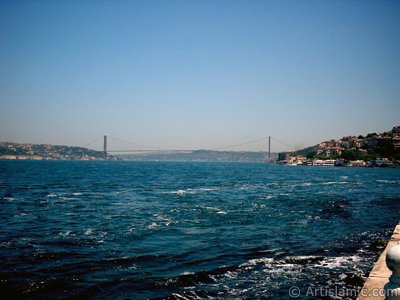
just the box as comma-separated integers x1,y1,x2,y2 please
1,161,399,299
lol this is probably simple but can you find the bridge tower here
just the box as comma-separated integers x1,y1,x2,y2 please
268,136,271,162
103,135,107,159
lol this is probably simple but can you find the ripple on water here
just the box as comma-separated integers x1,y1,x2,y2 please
1,161,399,299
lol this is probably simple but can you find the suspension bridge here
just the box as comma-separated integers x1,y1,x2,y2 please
83,135,297,161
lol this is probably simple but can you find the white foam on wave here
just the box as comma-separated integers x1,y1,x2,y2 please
84,228,94,235
166,187,220,196
239,254,362,273
127,226,135,232
224,270,238,279
59,230,72,237
153,214,177,226
17,212,31,217
203,252,367,298
204,206,227,215
316,255,361,269
146,222,159,230
240,257,275,267
170,292,194,300
0,241,12,248
376,179,398,184
302,182,312,186
262,195,277,200
197,187,219,192
173,189,187,196
322,181,349,185
181,271,195,276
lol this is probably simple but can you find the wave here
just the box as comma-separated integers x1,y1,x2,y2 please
146,222,160,230
84,228,94,235
1,245,369,300
2,161,398,299
152,252,366,299
376,179,399,184
322,181,350,185
72,192,83,196
203,206,227,215
164,187,220,196
261,195,277,200
59,230,73,237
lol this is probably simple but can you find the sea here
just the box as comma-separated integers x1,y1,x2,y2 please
0,160,399,299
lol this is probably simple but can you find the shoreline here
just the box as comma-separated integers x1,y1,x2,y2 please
357,223,400,299
1,157,400,167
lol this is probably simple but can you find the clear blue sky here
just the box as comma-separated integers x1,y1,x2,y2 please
1,0,399,152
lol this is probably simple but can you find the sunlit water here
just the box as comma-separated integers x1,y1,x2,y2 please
1,161,399,299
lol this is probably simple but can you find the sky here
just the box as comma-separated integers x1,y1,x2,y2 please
1,0,399,152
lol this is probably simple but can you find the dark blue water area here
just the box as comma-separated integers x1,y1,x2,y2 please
0,161,399,299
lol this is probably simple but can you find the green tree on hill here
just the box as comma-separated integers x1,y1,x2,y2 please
340,150,358,161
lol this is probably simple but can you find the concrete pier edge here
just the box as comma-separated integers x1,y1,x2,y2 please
357,223,400,300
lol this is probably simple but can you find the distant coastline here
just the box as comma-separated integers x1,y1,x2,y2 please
1,125,399,164
0,142,115,161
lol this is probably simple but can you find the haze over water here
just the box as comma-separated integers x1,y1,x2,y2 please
1,161,399,299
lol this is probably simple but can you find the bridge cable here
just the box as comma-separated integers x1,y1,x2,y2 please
107,136,169,151
100,135,296,153
82,136,104,149
270,136,297,151
209,136,271,151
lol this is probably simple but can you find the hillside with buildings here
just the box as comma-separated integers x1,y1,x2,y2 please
0,142,112,160
280,125,400,167
2,126,399,164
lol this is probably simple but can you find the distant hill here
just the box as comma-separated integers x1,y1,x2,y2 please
117,150,278,162
294,145,319,158
0,142,113,160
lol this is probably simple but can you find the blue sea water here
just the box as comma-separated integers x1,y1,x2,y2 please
0,161,399,299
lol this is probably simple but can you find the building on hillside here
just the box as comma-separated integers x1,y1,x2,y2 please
340,140,351,149
355,139,364,149
278,152,287,161
324,146,344,156
287,155,307,165
340,136,358,149
364,137,378,149
357,149,368,157
392,126,400,135
393,137,400,150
